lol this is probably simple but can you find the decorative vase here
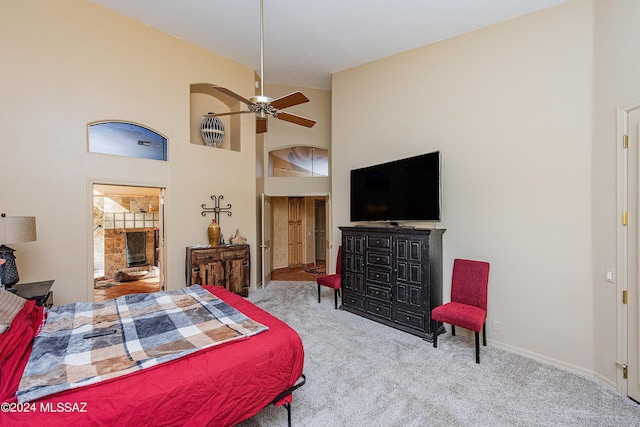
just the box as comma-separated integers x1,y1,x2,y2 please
207,219,221,246
201,116,225,147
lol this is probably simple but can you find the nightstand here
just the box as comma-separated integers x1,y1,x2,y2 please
9,280,54,308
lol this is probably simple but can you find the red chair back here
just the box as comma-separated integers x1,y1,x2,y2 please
335,246,342,274
450,259,490,311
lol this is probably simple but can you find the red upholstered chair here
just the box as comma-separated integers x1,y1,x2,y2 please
431,258,490,363
316,246,342,309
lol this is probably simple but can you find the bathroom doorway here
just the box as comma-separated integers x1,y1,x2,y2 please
92,184,165,301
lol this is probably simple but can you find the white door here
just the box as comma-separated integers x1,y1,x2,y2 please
628,107,640,402
260,194,272,288
314,200,326,262
158,189,166,292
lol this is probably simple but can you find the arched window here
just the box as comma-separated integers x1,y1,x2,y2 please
88,121,168,161
268,146,328,177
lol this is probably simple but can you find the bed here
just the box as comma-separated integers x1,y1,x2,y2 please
0,285,305,426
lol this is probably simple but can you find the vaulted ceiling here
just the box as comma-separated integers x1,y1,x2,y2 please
90,0,570,89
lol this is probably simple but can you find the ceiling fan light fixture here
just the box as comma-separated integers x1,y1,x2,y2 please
205,0,316,133
250,95,273,104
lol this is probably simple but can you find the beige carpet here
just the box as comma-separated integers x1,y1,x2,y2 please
239,281,640,427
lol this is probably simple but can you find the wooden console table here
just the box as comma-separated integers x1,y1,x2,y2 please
185,245,250,297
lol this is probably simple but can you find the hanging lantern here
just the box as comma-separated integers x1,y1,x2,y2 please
201,116,225,148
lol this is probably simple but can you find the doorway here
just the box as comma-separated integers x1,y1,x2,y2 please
92,184,165,301
264,195,329,282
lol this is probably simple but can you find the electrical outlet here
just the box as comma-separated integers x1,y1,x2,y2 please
605,269,615,283
492,320,501,332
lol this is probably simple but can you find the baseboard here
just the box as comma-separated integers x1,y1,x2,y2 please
488,340,618,392
441,326,619,392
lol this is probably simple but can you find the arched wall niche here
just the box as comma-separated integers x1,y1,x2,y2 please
268,145,328,177
88,121,168,161
190,83,242,152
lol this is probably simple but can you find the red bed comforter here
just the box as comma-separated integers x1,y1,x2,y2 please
0,286,304,427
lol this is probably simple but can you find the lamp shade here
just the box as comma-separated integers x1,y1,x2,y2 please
0,216,37,245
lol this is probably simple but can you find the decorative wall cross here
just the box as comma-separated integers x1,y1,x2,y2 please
201,194,233,225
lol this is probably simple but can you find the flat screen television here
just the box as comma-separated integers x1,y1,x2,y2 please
350,151,441,223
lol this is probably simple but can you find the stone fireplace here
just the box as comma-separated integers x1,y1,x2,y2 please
102,228,156,279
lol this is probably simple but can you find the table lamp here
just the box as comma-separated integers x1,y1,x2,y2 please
0,213,37,289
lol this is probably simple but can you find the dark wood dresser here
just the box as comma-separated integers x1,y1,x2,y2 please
185,244,250,297
339,226,445,341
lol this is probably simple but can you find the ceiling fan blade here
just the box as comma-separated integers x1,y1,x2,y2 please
276,111,316,128
203,110,250,117
256,117,268,134
210,86,256,106
270,91,309,110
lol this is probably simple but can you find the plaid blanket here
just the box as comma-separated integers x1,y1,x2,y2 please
16,285,268,403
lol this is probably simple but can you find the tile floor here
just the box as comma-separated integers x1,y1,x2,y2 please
270,261,326,281
93,261,327,301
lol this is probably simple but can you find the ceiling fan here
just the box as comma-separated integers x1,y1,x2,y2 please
204,0,316,134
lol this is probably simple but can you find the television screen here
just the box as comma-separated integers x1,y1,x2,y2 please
350,151,441,222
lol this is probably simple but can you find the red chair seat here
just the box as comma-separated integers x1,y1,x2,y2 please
316,274,341,290
316,246,342,309
431,302,486,333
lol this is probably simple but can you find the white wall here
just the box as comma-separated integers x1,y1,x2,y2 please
333,0,596,374
0,0,257,304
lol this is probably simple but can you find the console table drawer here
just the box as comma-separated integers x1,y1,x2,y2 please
193,248,246,264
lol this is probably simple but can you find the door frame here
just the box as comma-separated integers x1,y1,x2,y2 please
88,180,167,300
616,100,640,395
260,193,331,286
260,194,272,288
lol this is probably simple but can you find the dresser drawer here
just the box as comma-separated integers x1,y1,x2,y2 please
394,308,425,330
366,235,391,250
366,268,391,284
366,252,391,267
366,284,392,302
343,292,365,310
367,299,392,320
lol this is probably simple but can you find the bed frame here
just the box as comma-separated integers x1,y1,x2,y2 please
1,285,305,426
